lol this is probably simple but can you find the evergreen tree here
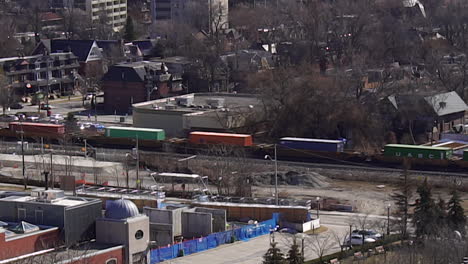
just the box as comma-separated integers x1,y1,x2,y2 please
413,178,438,237
286,240,304,264
123,16,136,42
436,196,447,227
391,159,412,238
263,242,285,264
447,190,466,233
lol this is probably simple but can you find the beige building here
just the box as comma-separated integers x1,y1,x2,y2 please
132,93,265,137
51,0,127,31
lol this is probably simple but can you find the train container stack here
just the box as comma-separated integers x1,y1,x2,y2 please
189,132,253,147
279,137,345,152
384,144,453,160
9,122,65,135
105,127,165,140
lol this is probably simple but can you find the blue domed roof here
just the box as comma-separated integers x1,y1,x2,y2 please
105,199,139,219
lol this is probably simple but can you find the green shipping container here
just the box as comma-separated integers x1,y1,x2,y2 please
105,126,165,140
464,150,468,161
384,144,452,160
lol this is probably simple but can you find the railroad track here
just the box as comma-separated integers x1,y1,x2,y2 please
1,141,467,179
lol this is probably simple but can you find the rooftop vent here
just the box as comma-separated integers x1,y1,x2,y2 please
205,98,225,108
176,96,194,107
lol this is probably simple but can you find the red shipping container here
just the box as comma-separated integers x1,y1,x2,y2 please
189,131,253,146
9,122,65,135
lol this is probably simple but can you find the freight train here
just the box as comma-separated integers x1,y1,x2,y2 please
2,122,468,171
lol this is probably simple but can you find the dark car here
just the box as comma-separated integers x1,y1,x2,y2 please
9,102,23,109
40,103,53,110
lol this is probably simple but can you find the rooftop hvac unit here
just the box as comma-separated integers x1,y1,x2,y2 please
44,190,65,201
205,98,225,108
176,96,194,106
165,104,177,110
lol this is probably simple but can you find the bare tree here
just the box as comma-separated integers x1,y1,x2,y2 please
307,232,335,263
0,73,15,115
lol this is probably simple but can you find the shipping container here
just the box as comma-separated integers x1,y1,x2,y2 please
189,132,253,146
279,137,345,152
384,144,453,160
105,127,165,140
9,122,65,135
464,150,468,161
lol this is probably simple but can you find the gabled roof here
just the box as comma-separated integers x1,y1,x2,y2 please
33,40,97,62
424,91,468,116
102,61,164,83
51,40,95,62
387,91,468,117
132,40,156,56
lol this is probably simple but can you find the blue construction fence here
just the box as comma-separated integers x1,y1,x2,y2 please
150,213,280,263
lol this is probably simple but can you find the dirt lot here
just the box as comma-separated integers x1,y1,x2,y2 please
252,167,468,215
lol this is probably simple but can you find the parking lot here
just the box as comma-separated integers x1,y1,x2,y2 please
170,223,349,264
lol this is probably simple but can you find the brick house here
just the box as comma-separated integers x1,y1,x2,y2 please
102,61,182,113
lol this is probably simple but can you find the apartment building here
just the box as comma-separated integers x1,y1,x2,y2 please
150,0,228,32
0,52,80,96
50,0,128,31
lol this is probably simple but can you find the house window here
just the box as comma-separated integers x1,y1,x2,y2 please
105,258,117,264
17,208,26,220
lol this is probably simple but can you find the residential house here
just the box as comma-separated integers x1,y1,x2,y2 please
384,91,468,143
101,61,180,113
33,39,105,79
0,52,80,96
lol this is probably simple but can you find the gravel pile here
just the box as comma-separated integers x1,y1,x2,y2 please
251,170,330,188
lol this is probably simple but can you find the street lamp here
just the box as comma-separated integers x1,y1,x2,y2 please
387,204,391,236
269,225,279,243
264,144,278,205
316,196,321,219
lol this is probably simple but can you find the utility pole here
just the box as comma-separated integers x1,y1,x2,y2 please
274,144,278,205
50,152,53,189
84,139,87,158
18,122,26,190
136,136,140,189
264,145,278,206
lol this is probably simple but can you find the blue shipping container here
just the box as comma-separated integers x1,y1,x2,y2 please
279,137,344,152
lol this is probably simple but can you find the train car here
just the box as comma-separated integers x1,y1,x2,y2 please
9,122,65,135
279,137,345,152
105,126,165,140
189,132,253,147
384,144,453,160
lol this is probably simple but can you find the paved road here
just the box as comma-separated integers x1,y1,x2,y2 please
5,97,133,125
168,212,392,264
170,224,349,264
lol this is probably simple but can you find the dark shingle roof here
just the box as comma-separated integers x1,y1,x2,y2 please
50,40,95,62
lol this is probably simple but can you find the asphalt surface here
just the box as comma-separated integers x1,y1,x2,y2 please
169,212,390,264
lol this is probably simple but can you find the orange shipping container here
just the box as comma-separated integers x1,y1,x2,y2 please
189,131,253,146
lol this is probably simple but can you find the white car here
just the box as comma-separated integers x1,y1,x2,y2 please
50,114,64,120
352,230,383,240
344,234,376,246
